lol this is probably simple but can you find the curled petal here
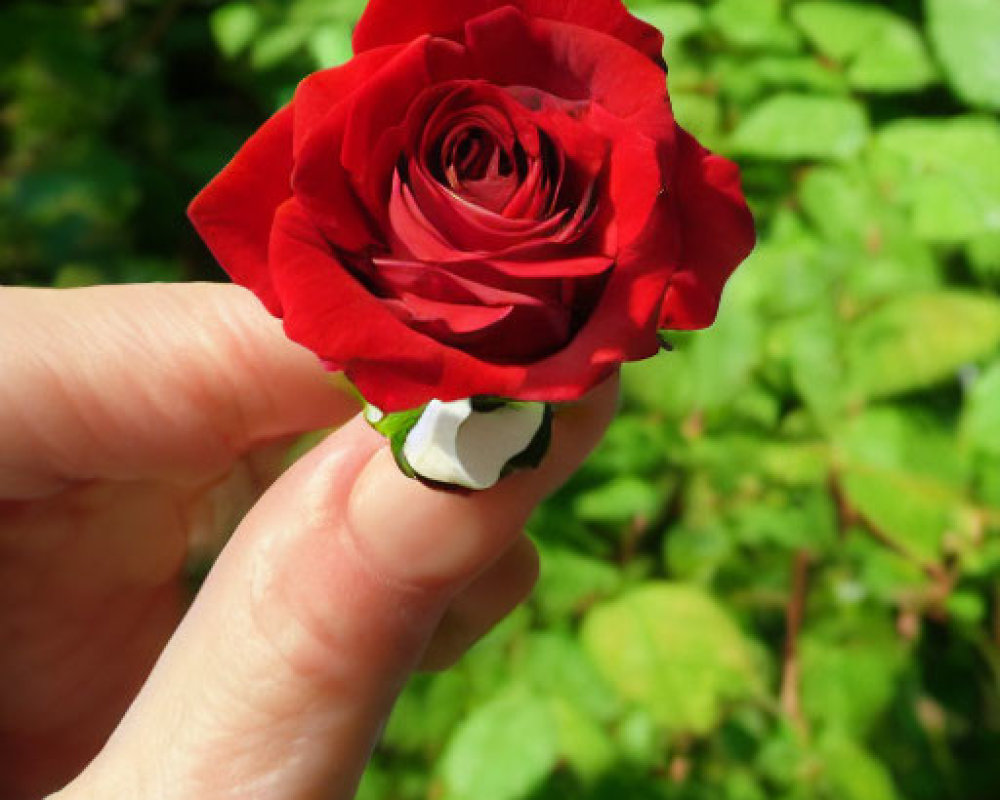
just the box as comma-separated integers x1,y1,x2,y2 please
465,255,613,279
353,0,665,67
291,44,401,157
659,127,757,330
188,105,293,316
265,200,661,410
268,199,445,397
294,36,466,246
462,7,667,120
371,258,551,309
384,294,515,335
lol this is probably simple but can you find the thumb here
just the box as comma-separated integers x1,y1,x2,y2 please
59,377,619,800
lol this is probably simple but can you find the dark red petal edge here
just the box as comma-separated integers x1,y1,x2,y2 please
659,127,756,330
352,0,665,67
187,104,294,316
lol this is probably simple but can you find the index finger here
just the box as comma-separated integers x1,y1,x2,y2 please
0,283,358,498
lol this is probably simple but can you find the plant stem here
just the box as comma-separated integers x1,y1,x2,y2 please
780,549,810,733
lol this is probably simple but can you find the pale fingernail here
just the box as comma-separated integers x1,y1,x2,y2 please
346,448,526,590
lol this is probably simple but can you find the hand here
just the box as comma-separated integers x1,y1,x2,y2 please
0,284,617,800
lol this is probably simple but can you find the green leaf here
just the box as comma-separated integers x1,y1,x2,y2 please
439,685,559,800
633,3,705,57
792,2,885,60
729,490,838,551
663,521,734,582
355,766,393,800
847,20,936,92
708,0,801,51
383,671,470,754
731,94,869,160
574,476,664,525
209,3,260,58
969,232,1000,284
621,351,697,420
848,536,931,603
961,362,1000,458
532,544,623,621
845,291,1000,401
800,626,906,734
871,117,1000,243
687,280,763,412
782,309,848,428
547,698,617,782
586,416,673,476
53,263,104,287
670,92,721,146
757,441,832,487
799,167,876,246
581,583,760,734
518,632,620,722
945,590,987,624
819,733,901,800
307,23,354,68
792,2,935,92
746,232,832,317
252,25,309,69
835,408,969,561
615,707,665,767
750,56,849,94
927,0,1000,110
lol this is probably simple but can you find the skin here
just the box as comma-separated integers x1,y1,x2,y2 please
0,284,618,800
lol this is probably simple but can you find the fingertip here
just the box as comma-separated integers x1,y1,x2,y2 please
344,375,620,593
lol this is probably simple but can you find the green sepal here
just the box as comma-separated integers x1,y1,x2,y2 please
364,397,554,489
365,403,426,480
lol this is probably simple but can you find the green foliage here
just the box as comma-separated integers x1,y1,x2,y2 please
4,0,1000,799
438,685,561,800
791,2,936,92
731,94,870,160
927,0,1000,110
581,583,761,733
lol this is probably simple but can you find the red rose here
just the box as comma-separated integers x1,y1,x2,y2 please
189,0,755,412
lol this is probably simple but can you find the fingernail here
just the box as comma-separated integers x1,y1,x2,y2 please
346,448,523,590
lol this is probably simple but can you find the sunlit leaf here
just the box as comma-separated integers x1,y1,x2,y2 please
210,3,260,58
845,291,1000,400
835,408,970,561
439,685,559,800
731,94,869,160
581,583,760,733
871,117,1000,243
927,0,1000,110
961,362,1000,458
793,2,935,92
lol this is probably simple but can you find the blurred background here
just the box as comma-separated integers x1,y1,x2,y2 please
2,0,999,798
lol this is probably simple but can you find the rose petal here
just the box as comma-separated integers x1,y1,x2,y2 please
352,0,664,67
188,104,293,316
372,258,551,309
268,199,446,391
400,165,574,255
292,103,378,251
659,127,757,330
463,7,667,120
291,44,401,158
340,36,466,210
384,294,515,335
265,200,629,409
464,255,613,279
293,36,464,248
